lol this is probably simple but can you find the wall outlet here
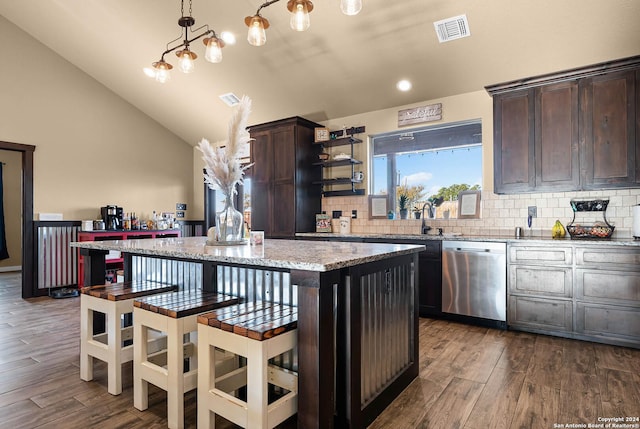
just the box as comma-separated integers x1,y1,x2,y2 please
528,206,537,217
176,211,185,218
176,203,187,210
352,210,357,219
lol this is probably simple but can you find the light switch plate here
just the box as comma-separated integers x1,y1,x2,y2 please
176,203,187,210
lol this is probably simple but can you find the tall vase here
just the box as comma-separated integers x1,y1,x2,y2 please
215,188,244,243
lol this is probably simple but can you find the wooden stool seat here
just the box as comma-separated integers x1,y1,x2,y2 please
133,290,239,429
81,280,177,300
197,302,298,429
80,280,177,396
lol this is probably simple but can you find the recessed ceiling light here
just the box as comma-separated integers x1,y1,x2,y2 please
397,80,412,91
220,31,236,45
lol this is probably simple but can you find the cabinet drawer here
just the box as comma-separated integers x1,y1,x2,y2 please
576,302,640,341
576,247,640,270
508,296,572,332
576,268,640,306
509,245,572,265
509,265,572,297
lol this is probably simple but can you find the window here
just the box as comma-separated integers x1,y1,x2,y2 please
370,120,482,219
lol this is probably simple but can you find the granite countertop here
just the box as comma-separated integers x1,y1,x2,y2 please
296,232,640,247
70,236,424,272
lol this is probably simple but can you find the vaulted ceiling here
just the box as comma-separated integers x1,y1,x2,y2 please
1,0,638,144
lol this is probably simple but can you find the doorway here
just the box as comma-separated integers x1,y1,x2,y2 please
0,141,35,298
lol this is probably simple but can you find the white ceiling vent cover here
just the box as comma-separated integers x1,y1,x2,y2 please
434,14,470,43
219,92,240,106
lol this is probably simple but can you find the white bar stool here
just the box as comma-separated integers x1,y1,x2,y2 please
197,302,298,429
79,281,176,395
133,290,239,429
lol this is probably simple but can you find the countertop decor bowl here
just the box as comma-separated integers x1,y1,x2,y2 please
567,224,614,239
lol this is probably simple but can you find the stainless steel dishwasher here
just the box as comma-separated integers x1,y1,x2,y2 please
442,240,507,323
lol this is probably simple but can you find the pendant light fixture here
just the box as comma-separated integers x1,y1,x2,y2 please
150,0,225,82
340,0,362,16
245,0,314,46
287,0,313,32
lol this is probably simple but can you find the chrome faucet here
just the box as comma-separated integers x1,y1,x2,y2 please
421,202,432,234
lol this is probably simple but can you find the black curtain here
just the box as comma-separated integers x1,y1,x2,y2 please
0,164,9,260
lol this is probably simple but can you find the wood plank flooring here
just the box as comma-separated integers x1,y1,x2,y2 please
1,272,639,428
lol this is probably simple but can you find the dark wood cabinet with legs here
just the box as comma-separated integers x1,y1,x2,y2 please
250,116,322,238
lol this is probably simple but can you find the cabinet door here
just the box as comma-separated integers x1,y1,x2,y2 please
508,295,573,332
271,182,296,238
418,250,442,317
271,127,296,183
509,265,572,298
250,130,273,182
493,89,535,193
576,302,640,346
581,70,637,188
250,130,273,233
251,182,270,233
535,81,580,190
509,245,572,266
576,268,640,306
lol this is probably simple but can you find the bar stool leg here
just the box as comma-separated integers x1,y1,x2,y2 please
197,339,213,429
247,339,269,429
167,318,185,429
133,315,149,411
106,303,123,395
79,297,93,382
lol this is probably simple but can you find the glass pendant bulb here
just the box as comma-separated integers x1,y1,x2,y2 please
245,15,268,47
176,49,197,73
204,36,224,63
289,1,311,31
341,0,362,16
152,60,172,83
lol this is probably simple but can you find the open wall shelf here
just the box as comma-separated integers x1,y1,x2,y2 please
313,127,365,197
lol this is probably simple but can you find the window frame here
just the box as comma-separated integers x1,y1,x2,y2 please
368,119,482,217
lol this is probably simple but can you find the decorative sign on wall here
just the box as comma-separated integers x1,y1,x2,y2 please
398,103,442,126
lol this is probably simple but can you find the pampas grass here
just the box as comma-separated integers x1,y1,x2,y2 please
198,96,253,196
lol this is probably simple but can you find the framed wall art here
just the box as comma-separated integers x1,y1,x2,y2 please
458,190,481,219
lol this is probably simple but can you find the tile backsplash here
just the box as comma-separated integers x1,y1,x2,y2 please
321,189,640,238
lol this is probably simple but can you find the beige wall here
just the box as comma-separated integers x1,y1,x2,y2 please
0,150,21,268
0,16,195,223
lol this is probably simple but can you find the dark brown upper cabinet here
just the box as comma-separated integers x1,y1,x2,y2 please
487,56,640,194
580,69,637,189
492,88,535,193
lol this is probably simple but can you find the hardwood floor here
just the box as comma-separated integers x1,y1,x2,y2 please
1,272,639,428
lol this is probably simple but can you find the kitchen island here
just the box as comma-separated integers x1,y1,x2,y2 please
71,236,424,429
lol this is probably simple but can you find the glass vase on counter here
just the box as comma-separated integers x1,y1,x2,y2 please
214,187,244,243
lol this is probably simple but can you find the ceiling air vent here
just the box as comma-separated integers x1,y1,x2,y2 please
219,92,240,106
434,14,470,43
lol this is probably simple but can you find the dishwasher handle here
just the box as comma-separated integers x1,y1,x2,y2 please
450,247,492,253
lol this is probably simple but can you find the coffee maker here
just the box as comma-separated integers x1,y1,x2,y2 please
101,205,123,230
